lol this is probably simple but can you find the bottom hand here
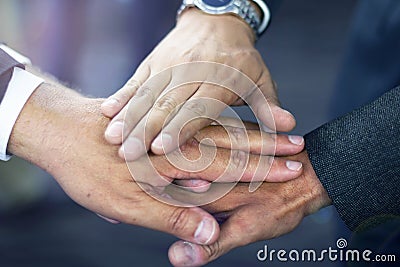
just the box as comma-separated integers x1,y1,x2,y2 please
167,150,332,266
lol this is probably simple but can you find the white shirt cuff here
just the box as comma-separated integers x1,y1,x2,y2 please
0,67,44,161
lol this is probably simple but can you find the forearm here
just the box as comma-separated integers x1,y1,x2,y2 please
305,87,400,231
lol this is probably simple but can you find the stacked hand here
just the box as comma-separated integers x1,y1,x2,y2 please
101,9,297,161
168,147,332,266
94,8,316,266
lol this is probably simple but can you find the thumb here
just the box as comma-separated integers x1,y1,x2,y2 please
168,211,253,267
121,193,220,246
247,77,296,132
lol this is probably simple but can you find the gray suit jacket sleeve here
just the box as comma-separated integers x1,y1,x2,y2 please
0,48,25,102
305,87,400,232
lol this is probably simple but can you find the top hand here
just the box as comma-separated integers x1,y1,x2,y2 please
101,8,296,161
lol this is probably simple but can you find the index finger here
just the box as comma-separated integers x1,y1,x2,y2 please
102,63,151,118
194,125,304,156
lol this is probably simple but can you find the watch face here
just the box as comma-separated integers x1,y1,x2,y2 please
202,0,233,7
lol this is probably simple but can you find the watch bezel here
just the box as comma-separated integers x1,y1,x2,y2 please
191,0,238,15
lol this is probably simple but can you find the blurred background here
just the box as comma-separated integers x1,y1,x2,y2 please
0,0,397,266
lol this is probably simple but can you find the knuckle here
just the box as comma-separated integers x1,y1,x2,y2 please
125,79,141,91
262,132,276,144
203,241,222,261
259,133,276,154
265,155,274,168
120,92,133,102
229,127,246,145
153,96,179,114
183,50,201,62
135,85,155,102
237,49,260,60
215,50,230,61
241,83,257,100
168,208,191,233
230,149,248,171
231,49,260,67
183,101,207,117
232,50,263,81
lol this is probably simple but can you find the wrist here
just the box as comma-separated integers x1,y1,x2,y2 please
297,150,332,216
177,8,256,44
281,150,331,218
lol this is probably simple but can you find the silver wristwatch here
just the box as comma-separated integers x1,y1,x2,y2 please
177,0,270,37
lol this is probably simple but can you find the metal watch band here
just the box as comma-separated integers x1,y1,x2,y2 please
178,0,269,38
252,0,271,35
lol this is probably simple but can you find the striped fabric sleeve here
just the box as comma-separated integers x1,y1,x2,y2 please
0,48,25,102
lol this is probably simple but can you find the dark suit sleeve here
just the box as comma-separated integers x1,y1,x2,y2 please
0,49,24,103
305,87,400,232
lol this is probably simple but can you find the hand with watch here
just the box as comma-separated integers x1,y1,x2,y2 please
101,0,297,163
177,0,271,37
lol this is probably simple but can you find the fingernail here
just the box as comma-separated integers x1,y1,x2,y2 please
194,218,216,244
105,121,124,138
102,98,119,108
152,133,172,152
173,242,195,266
179,180,211,194
122,137,145,161
288,135,304,146
96,214,120,224
286,160,303,171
